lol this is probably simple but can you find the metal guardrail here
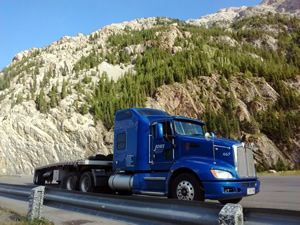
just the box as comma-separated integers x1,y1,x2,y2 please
0,183,300,225
243,208,300,225
46,188,223,225
0,185,30,196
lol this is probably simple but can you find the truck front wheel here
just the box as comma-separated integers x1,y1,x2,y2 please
171,173,204,201
79,171,94,192
219,198,242,204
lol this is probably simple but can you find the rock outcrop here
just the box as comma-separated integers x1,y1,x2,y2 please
0,18,167,174
187,0,300,28
146,74,294,169
0,99,114,175
261,0,300,12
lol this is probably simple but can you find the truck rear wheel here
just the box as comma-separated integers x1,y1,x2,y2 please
61,173,79,191
171,173,204,201
79,171,94,192
219,198,242,204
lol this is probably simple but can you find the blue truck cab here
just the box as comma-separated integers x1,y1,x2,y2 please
110,108,260,203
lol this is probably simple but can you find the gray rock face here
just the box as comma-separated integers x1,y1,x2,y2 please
187,7,247,28
262,0,300,12
252,134,288,169
0,18,166,175
146,74,292,169
187,0,300,28
0,100,113,175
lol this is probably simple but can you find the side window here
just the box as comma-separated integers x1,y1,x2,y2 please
117,132,126,150
163,121,172,141
152,121,173,142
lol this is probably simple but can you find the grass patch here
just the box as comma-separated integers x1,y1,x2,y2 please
3,219,54,225
0,207,53,225
258,170,300,176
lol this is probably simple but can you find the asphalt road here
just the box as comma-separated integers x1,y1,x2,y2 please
0,175,130,225
240,176,300,211
0,175,299,211
0,196,131,225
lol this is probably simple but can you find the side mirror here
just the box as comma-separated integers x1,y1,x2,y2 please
205,132,211,139
155,123,164,140
205,132,216,139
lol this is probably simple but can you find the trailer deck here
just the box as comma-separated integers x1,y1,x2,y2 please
35,160,113,170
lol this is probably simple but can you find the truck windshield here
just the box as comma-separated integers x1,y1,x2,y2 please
174,120,204,136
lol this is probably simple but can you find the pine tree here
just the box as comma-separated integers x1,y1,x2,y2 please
36,89,48,113
61,79,67,99
48,85,60,108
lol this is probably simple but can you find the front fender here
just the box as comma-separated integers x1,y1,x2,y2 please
166,156,238,193
169,157,216,181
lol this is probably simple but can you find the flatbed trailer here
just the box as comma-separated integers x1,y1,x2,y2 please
34,155,113,192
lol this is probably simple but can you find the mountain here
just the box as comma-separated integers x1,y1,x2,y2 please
0,2,299,174
261,0,300,12
187,0,300,27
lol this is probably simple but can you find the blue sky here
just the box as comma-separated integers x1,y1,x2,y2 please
0,0,261,70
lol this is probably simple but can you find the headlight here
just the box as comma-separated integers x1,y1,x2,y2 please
211,169,233,179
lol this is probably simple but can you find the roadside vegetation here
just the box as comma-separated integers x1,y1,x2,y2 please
0,207,53,225
2,219,53,225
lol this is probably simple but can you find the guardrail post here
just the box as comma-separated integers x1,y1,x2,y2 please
27,186,45,221
218,203,244,225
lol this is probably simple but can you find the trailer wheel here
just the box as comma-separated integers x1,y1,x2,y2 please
219,198,242,204
61,173,79,191
79,171,94,192
171,173,204,201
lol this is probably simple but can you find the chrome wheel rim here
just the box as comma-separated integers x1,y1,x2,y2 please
176,180,195,200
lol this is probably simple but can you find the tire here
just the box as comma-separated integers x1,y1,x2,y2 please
79,171,94,192
219,198,242,204
61,173,79,191
171,173,204,201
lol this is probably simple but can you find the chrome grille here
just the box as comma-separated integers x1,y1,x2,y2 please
234,145,256,178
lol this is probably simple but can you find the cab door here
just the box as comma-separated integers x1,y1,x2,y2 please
150,120,174,171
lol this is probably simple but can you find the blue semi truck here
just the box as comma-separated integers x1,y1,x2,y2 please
34,108,260,204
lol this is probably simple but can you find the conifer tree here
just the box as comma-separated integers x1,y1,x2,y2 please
36,89,48,113
61,79,67,99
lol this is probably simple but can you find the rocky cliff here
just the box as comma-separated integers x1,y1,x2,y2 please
0,1,299,174
146,74,300,169
262,0,300,12
0,18,163,174
187,0,300,27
